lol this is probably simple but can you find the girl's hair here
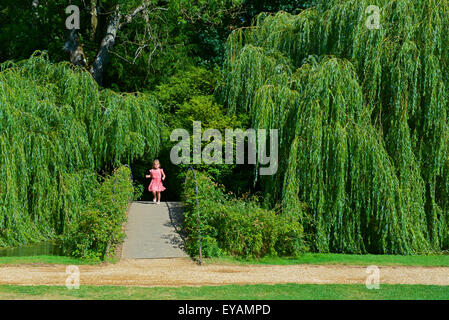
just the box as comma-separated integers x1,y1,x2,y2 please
152,159,161,169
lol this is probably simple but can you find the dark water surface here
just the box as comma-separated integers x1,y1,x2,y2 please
0,241,63,257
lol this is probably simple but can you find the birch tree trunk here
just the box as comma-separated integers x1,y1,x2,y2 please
91,6,121,85
90,2,149,85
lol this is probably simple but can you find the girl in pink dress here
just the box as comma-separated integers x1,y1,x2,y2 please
146,159,166,205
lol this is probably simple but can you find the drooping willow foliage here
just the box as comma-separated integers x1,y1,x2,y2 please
0,53,161,246
220,0,449,254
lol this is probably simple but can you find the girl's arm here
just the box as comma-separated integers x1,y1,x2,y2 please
161,169,166,181
145,170,152,179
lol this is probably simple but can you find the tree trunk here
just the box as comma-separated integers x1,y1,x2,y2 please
90,0,98,40
91,6,120,85
63,29,87,68
90,2,149,85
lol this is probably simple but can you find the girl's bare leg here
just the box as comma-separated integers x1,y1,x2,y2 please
157,191,161,203
152,191,157,202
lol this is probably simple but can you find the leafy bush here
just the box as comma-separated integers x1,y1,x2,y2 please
182,170,305,258
154,66,220,114
61,166,133,262
149,65,251,201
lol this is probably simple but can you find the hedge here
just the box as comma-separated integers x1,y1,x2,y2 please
182,170,305,258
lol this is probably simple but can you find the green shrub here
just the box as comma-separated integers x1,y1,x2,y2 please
61,166,133,262
182,170,305,258
154,66,220,115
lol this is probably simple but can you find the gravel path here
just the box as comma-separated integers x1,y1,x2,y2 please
1,258,449,287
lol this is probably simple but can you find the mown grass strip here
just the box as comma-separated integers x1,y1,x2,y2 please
3,253,449,267
205,253,449,267
0,284,448,300
0,255,95,265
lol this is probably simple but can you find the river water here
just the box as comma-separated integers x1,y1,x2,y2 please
0,241,63,257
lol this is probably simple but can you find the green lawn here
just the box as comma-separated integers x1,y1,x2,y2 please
206,253,449,267
2,253,449,267
0,255,95,265
0,284,448,300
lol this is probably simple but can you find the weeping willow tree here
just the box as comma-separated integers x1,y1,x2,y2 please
220,0,449,254
0,52,161,247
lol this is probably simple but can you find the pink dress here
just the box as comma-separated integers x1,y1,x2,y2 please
148,169,166,192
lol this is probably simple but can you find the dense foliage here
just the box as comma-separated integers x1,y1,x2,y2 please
0,0,242,90
61,166,133,261
0,54,160,247
182,170,305,258
131,66,252,201
220,0,449,254
2,0,449,259
0,0,312,91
